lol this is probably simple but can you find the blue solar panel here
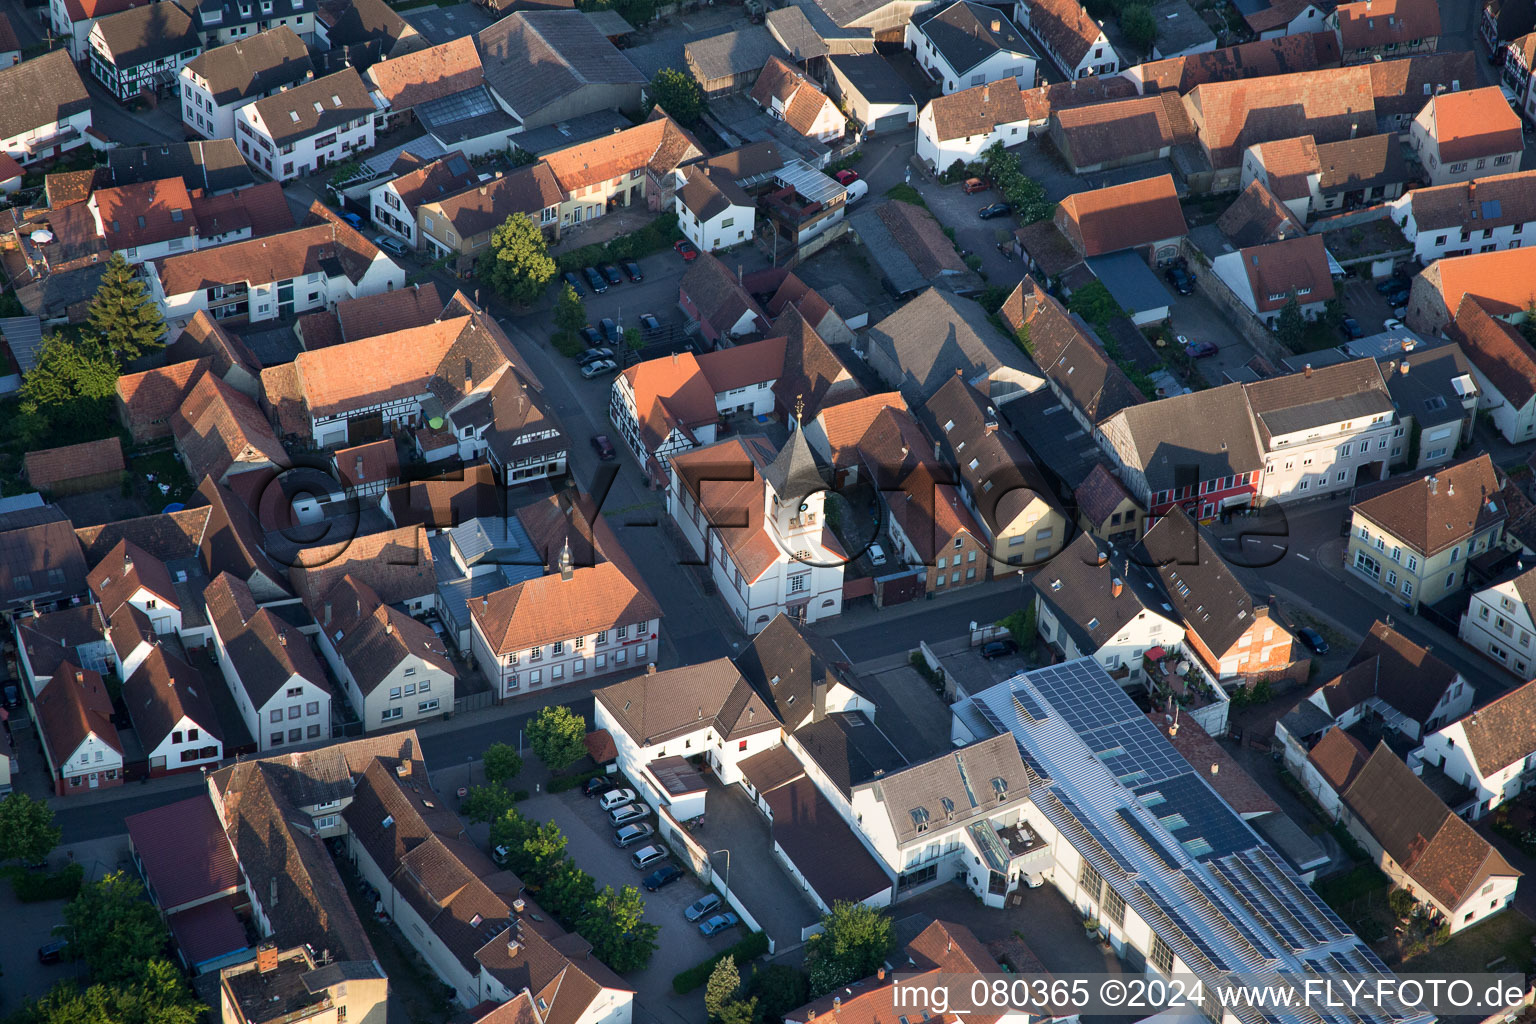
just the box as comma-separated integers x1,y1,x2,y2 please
1012,687,1049,723
1054,788,1136,873
1026,661,1142,734
1135,773,1254,861
1116,807,1183,871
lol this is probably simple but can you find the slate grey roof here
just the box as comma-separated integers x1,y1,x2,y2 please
249,68,372,146
1033,532,1168,655
0,50,89,147
109,140,257,193
183,27,312,107
0,502,90,610
0,317,43,374
861,733,1030,847
912,0,1033,75
850,205,926,297
1150,0,1217,54
685,25,786,83
1382,345,1475,430
478,11,644,120
733,612,868,727
811,0,899,28
1134,507,1263,657
828,52,914,105
766,5,830,59
762,428,825,505
792,712,907,795
93,2,201,69
1242,358,1393,445
1108,381,1264,493
510,109,631,156
867,287,1033,402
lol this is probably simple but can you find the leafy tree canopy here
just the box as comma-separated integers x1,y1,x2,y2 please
62,872,171,987
529,705,587,773
484,213,557,305
650,68,704,125
805,902,894,997
0,792,61,865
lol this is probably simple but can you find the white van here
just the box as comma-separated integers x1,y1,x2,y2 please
844,179,869,204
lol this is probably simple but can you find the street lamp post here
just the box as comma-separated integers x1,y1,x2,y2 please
711,848,731,890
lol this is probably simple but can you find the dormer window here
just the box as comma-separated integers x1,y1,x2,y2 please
910,807,930,832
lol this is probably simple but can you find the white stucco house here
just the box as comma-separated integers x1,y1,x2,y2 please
234,67,374,182
1414,680,1536,820
915,80,1030,172
0,50,95,166
1461,568,1536,676
179,27,314,140
906,0,1037,94
1387,170,1536,264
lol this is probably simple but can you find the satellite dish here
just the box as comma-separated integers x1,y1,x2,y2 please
30,229,53,243
427,416,445,429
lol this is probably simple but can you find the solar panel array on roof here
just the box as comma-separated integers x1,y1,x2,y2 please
1083,719,1189,785
1011,686,1048,723
1116,806,1183,870
1053,788,1136,873
1026,659,1142,734
1133,772,1255,861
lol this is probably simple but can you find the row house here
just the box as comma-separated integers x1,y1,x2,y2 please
674,162,757,253
1011,279,1145,434
1410,85,1524,186
192,0,318,46
146,206,403,327
1503,33,1536,124
1482,0,1536,60
1241,134,1410,222
1014,0,1118,78
205,571,332,752
89,1,201,103
669,431,844,633
1097,383,1264,522
1368,51,1478,136
235,68,374,182
180,27,313,140
416,162,563,266
315,574,456,731
0,503,89,618
1347,453,1505,612
906,0,1036,94
362,35,483,132
750,56,845,142
13,606,111,696
468,541,662,697
1330,0,1440,63
124,646,225,774
1388,170,1536,264
0,50,93,167
540,114,702,230
1245,359,1396,502
87,538,183,639
1460,565,1536,676
369,150,477,251
52,0,143,60
1211,232,1335,327
915,79,1030,173
34,663,124,795
1416,679,1536,820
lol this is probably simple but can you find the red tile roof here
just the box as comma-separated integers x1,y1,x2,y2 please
152,212,384,297
1423,247,1536,322
125,794,242,911
364,35,482,108
188,181,295,240
469,558,661,655
1026,0,1107,67
87,537,180,617
927,79,1028,141
335,281,445,342
1239,232,1336,313
1418,86,1523,163
170,371,287,482
542,115,696,193
1335,0,1441,50
1445,294,1536,408
25,437,124,489
751,56,836,138
1054,173,1186,257
1185,65,1375,170
334,438,399,489
1248,135,1319,200
34,662,121,764
92,177,197,252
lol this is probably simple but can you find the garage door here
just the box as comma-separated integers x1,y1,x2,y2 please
871,112,909,134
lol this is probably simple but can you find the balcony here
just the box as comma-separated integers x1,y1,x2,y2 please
1143,647,1225,712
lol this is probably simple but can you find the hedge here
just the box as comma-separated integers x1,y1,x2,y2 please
548,767,607,794
555,213,682,274
672,930,771,994
7,863,85,902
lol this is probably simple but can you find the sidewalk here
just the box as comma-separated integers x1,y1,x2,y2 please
814,574,1028,636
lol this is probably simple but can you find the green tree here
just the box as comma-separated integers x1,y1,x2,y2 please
62,871,170,986
1275,297,1306,349
649,68,704,125
483,213,557,305
17,333,121,441
529,705,587,773
85,253,165,363
805,902,894,997
554,283,587,342
489,807,539,871
1119,4,1156,54
705,955,742,1021
483,743,524,787
997,604,1036,648
461,784,515,824
521,819,569,881
579,884,660,973
0,792,61,865
749,964,810,1024
1388,888,1417,919
541,859,597,923
17,957,201,1024
624,326,643,353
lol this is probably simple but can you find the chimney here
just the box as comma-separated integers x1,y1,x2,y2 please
878,968,887,981
513,898,526,912
646,663,657,675
355,456,365,480
1210,762,1219,775
990,17,1001,30
395,760,412,778
1399,360,1410,375
1448,482,1455,496
277,632,287,647
1304,364,1313,378
384,618,393,636
324,602,332,625
559,537,574,581
1111,578,1123,598
1428,475,1438,494
256,945,280,973
1095,549,1108,567
834,998,841,1013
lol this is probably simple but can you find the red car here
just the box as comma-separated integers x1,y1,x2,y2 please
673,239,699,261
834,169,859,185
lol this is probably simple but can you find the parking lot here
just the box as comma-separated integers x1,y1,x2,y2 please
0,879,80,1014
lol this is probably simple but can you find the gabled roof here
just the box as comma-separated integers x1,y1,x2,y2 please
1184,65,1375,170
123,645,223,750
734,613,865,726
875,198,965,279
1055,174,1186,258
1236,232,1336,314
1024,0,1106,67
167,312,262,380
93,176,198,252
1074,461,1136,524
1422,247,1536,323
124,795,241,912
866,288,1030,403
1313,620,1460,722
1106,382,1263,491
87,538,179,618
248,68,373,146
1019,73,1137,122
1025,288,1146,425
1217,179,1306,247
153,208,385,296
750,56,835,137
189,476,291,594
1334,0,1440,50
477,10,643,119
767,304,858,418
91,1,200,68
1340,742,1519,910
1052,94,1181,168
1447,296,1536,408
0,51,90,154
1306,725,1370,791
35,662,121,762
1315,133,1410,194
423,161,564,239
25,437,125,490
171,371,287,482
911,0,1032,74
386,150,478,213
288,523,435,608
1242,358,1391,444
594,659,779,745
1135,33,1324,93
1033,532,1169,654
16,606,107,680
680,253,768,336
320,575,454,696
0,503,90,609
182,26,312,106
1457,679,1536,776
1416,86,1522,163
1136,507,1265,655
860,733,1029,846
1367,51,1478,123
925,79,1028,143
1248,135,1319,201
468,557,660,657
205,571,330,709
335,282,446,343
108,139,256,194
1350,452,1505,556
1408,170,1536,234
365,35,481,109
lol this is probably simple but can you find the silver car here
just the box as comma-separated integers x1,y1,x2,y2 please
609,803,650,825
684,893,722,921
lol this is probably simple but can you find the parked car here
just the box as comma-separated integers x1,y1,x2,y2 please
562,271,584,295
639,312,661,331
374,235,408,258
610,803,649,825
600,318,620,343
622,260,643,282
1296,627,1330,655
614,823,654,847
980,639,1018,659
583,266,608,293
1340,317,1363,340
591,434,617,460
833,169,859,185
1,680,20,710
1383,318,1405,332
685,894,723,921
1384,287,1410,306
581,325,606,346
339,212,364,228
600,263,622,286
844,179,869,204
643,864,684,891
867,542,887,566
1375,277,1404,294
578,346,615,365
977,202,1011,219
585,776,615,798
963,177,989,194
581,359,618,379
1164,266,1195,295
599,788,637,811
631,844,668,870
674,239,699,261
699,913,740,936
37,940,67,964
1185,338,1219,359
